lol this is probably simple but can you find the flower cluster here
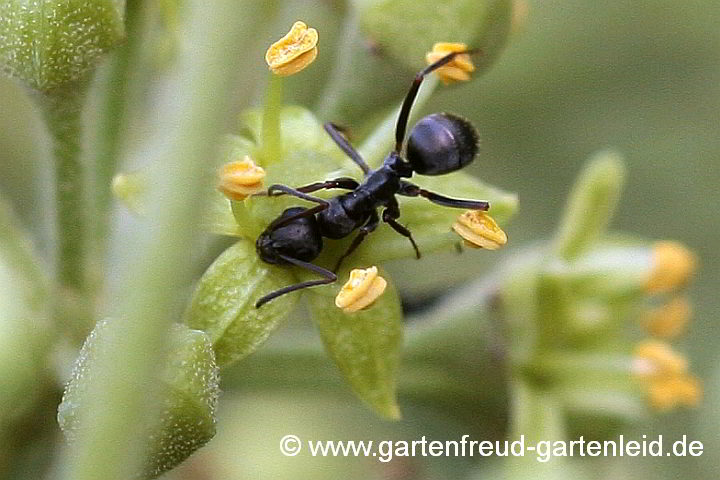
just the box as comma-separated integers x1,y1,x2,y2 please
632,241,700,410
498,153,702,427
195,23,517,420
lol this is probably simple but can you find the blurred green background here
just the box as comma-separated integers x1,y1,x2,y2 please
1,0,718,478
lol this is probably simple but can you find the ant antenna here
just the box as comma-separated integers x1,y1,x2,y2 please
394,49,479,154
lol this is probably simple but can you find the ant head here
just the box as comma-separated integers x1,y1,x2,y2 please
406,113,479,175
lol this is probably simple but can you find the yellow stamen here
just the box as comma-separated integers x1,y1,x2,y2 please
647,375,702,411
425,42,476,85
646,241,697,293
452,210,507,250
217,156,266,201
265,21,319,76
335,266,387,313
632,340,702,411
642,296,691,339
633,340,687,376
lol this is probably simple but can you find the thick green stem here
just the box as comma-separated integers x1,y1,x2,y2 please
59,1,252,479
36,85,89,313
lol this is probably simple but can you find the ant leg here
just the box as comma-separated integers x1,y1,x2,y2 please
255,254,337,308
395,49,478,153
295,177,360,193
399,181,489,210
382,200,421,259
264,185,330,229
333,210,380,272
324,122,371,175
267,184,329,204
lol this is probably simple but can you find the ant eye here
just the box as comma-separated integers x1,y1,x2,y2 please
335,266,387,313
452,210,507,250
406,113,479,175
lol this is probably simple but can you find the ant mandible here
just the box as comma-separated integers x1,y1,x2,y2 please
254,49,489,308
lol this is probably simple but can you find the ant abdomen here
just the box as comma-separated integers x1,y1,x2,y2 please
406,113,479,175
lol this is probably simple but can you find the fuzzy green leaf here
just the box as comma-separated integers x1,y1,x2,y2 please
0,0,125,92
186,238,298,366
58,320,220,479
308,275,403,420
353,0,513,71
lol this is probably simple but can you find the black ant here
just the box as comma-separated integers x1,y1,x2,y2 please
254,50,489,308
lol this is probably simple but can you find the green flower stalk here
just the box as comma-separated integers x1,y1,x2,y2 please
0,0,126,326
57,1,254,479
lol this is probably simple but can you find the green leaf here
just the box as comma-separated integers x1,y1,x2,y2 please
58,321,220,479
0,0,125,92
307,275,403,420
186,238,299,367
353,0,513,71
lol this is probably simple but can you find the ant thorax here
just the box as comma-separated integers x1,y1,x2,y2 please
382,153,414,178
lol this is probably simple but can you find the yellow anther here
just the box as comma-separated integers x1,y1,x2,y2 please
425,42,475,85
217,156,266,201
335,266,387,313
646,375,702,411
646,241,697,293
265,21,319,76
632,340,687,376
452,210,507,250
632,340,702,411
642,296,691,339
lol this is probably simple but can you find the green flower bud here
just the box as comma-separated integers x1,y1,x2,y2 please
58,320,220,479
0,0,125,92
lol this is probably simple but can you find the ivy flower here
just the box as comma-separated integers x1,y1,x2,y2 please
190,105,517,418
